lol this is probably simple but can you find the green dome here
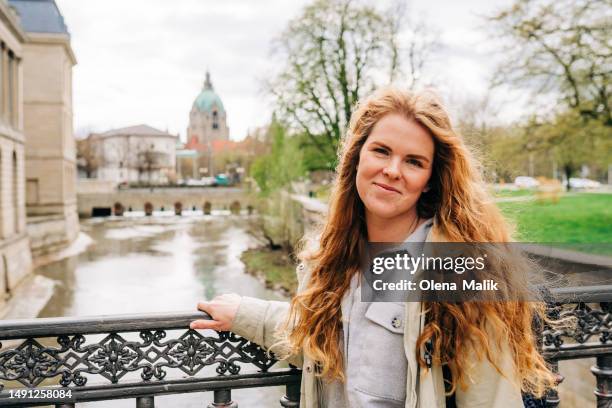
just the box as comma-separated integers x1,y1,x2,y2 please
193,71,225,114
194,90,225,114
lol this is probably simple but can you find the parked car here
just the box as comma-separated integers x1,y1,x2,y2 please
514,176,540,188
200,177,217,187
215,174,231,186
186,178,208,186
569,178,601,189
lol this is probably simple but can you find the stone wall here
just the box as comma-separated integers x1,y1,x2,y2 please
27,209,79,259
77,179,115,194
0,232,32,308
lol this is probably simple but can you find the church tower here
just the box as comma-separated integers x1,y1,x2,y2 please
186,71,229,150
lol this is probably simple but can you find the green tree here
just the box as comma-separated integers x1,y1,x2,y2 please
250,119,306,195
268,0,437,169
530,109,611,189
489,0,611,127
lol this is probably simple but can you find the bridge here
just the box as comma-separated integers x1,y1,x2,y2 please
0,285,611,407
77,184,254,217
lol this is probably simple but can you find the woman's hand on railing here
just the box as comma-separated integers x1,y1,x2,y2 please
190,293,242,331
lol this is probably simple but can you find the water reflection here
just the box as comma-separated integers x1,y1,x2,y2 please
34,214,289,407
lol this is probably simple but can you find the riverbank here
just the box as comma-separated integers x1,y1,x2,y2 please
240,247,298,296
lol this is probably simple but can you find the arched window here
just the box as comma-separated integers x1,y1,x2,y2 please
8,51,15,127
212,110,219,130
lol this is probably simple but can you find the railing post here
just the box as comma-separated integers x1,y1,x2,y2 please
591,302,612,407
280,382,300,407
592,355,612,408
136,396,155,408
207,389,238,408
545,360,562,408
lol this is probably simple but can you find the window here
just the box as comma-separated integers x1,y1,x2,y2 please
12,151,18,233
26,179,39,205
212,110,219,130
0,148,3,237
0,43,4,117
8,52,14,126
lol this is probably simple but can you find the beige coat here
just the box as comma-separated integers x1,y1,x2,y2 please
230,226,524,408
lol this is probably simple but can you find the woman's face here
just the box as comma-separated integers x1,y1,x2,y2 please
356,113,434,223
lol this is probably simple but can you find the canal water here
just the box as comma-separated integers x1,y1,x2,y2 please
34,212,289,407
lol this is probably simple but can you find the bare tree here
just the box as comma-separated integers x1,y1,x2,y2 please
136,146,165,185
268,0,438,166
488,0,611,126
76,137,100,178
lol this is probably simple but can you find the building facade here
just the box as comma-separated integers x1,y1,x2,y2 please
88,124,177,185
9,0,79,257
0,0,31,309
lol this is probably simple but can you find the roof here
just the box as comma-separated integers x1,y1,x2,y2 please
8,0,69,35
192,71,225,114
96,124,178,139
211,139,237,153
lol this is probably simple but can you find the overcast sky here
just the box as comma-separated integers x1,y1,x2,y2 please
55,0,518,141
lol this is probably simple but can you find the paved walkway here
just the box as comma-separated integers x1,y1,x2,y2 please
521,243,612,268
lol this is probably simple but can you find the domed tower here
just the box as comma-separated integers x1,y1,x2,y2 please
186,71,229,150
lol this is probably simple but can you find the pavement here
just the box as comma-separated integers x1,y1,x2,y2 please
0,274,55,320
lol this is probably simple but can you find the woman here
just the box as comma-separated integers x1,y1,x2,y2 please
190,87,556,407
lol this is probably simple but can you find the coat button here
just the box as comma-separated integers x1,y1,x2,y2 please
305,365,312,373
298,263,305,270
391,316,402,329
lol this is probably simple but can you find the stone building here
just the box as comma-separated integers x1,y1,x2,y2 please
186,71,229,148
88,124,177,185
9,0,79,258
0,0,30,309
184,71,230,177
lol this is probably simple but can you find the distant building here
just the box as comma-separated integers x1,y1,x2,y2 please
183,72,229,177
176,132,268,181
186,71,229,150
87,124,178,185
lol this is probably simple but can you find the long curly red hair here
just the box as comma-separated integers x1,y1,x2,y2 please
283,87,556,397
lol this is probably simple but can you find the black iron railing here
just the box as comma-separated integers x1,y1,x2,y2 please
0,285,611,407
542,286,612,407
0,312,300,407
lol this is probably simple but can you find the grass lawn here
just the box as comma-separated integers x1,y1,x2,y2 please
498,193,612,255
492,188,535,198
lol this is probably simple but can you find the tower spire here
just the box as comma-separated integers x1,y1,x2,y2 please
204,70,213,90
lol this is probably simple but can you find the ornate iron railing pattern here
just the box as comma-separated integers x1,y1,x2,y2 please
0,312,300,407
541,286,612,408
0,286,611,407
